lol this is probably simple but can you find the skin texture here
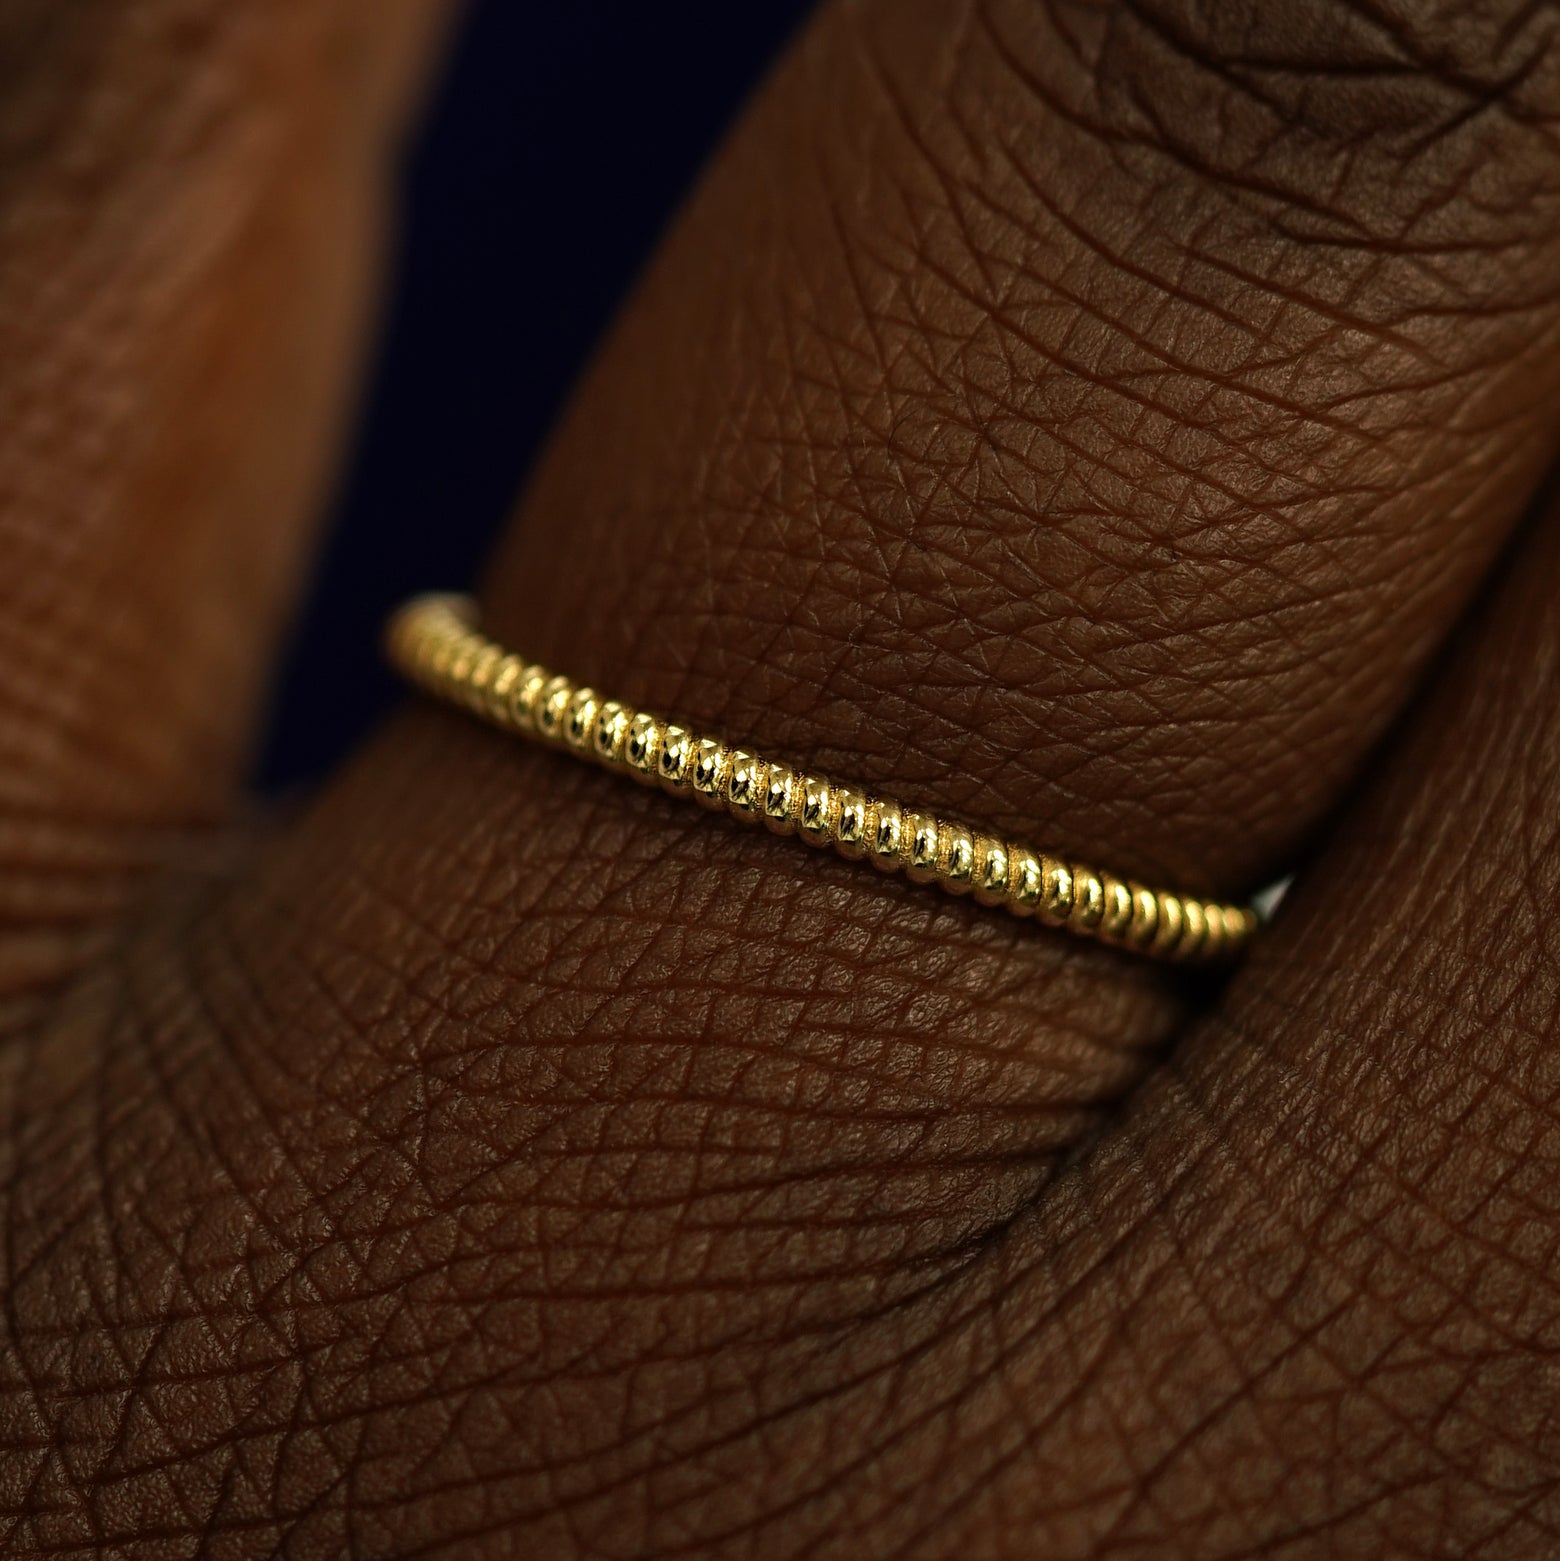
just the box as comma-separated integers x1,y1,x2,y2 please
4,0,1560,1555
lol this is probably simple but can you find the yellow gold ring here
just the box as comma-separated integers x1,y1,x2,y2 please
386,593,1258,965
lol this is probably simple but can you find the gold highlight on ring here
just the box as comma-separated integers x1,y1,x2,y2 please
386,594,1258,965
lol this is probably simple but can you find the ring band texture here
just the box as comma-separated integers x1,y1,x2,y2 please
386,593,1258,965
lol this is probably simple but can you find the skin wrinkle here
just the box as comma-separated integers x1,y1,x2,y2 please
0,718,1174,1548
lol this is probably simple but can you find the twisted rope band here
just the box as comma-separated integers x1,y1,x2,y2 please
387,594,1258,965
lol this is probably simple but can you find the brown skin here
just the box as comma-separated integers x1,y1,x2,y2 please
2,0,1560,1554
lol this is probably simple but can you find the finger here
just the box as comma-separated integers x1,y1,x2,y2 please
0,0,455,1000
490,0,1560,895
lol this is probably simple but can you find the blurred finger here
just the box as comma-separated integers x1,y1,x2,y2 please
0,0,456,1003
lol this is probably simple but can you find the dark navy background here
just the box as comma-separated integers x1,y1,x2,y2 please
259,2,811,789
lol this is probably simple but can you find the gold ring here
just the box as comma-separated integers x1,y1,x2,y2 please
386,593,1258,964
